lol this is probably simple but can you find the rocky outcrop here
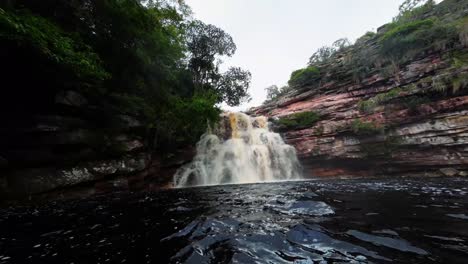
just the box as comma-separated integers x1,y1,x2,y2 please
0,90,195,202
250,50,468,179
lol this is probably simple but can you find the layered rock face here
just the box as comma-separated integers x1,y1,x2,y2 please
251,49,468,178
0,90,194,202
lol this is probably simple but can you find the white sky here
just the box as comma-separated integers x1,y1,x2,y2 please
184,0,408,111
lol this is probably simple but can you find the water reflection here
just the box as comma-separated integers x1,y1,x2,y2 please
0,177,468,263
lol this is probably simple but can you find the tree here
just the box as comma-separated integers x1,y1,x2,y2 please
216,67,251,106
265,85,280,101
264,85,293,102
186,20,236,88
186,20,251,106
308,38,350,66
398,0,431,14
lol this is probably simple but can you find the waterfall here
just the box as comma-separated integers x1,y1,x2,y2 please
174,112,302,187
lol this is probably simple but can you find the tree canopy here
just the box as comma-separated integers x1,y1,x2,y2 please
0,0,251,151
186,20,251,106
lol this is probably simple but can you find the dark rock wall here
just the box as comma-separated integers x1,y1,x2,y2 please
0,90,194,202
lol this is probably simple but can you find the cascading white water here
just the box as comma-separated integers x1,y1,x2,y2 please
174,112,302,187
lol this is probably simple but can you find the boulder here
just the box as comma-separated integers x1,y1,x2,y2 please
3,153,149,197
55,90,88,107
439,168,460,177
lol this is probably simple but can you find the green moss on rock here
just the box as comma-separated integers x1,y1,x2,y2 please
277,111,321,129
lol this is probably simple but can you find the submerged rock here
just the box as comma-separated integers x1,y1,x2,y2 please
440,168,460,177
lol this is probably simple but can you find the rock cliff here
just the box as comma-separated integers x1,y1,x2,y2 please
251,47,468,178
0,90,195,202
251,0,468,179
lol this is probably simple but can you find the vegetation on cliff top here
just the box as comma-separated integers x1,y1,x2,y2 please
264,0,467,104
0,0,251,152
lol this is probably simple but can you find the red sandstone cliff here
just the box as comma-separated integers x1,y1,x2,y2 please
250,50,468,178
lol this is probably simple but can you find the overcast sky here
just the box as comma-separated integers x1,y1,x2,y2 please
184,0,408,111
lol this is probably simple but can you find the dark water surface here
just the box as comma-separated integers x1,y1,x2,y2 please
1,177,468,263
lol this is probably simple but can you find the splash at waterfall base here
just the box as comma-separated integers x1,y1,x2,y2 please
174,113,302,187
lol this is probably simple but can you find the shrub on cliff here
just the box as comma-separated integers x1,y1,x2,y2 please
379,18,458,62
277,111,321,129
308,38,351,66
288,66,321,87
264,85,293,102
288,0,466,91
350,119,383,136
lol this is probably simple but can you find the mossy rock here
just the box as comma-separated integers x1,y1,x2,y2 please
277,111,321,130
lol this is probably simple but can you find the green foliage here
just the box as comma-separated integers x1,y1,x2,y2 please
109,94,156,120
379,18,458,61
396,0,435,23
264,85,293,102
430,71,468,95
288,66,320,87
357,100,377,113
350,119,382,136
355,31,376,45
0,0,246,152
277,111,321,129
451,72,468,94
382,19,435,42
265,85,281,101
308,38,351,66
216,67,252,106
451,50,468,68
186,20,251,105
458,17,468,46
280,0,467,94
0,8,109,84
401,95,432,112
358,87,405,113
357,83,433,113
156,93,221,146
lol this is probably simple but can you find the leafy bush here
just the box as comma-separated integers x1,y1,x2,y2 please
357,100,377,113
458,17,468,46
277,111,321,129
264,85,292,102
278,0,467,95
153,93,221,149
431,72,468,95
395,0,436,23
382,19,434,42
288,66,320,87
355,31,376,45
357,87,407,113
350,119,382,136
0,8,110,83
308,38,351,66
169,93,221,143
451,50,468,68
379,18,458,61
